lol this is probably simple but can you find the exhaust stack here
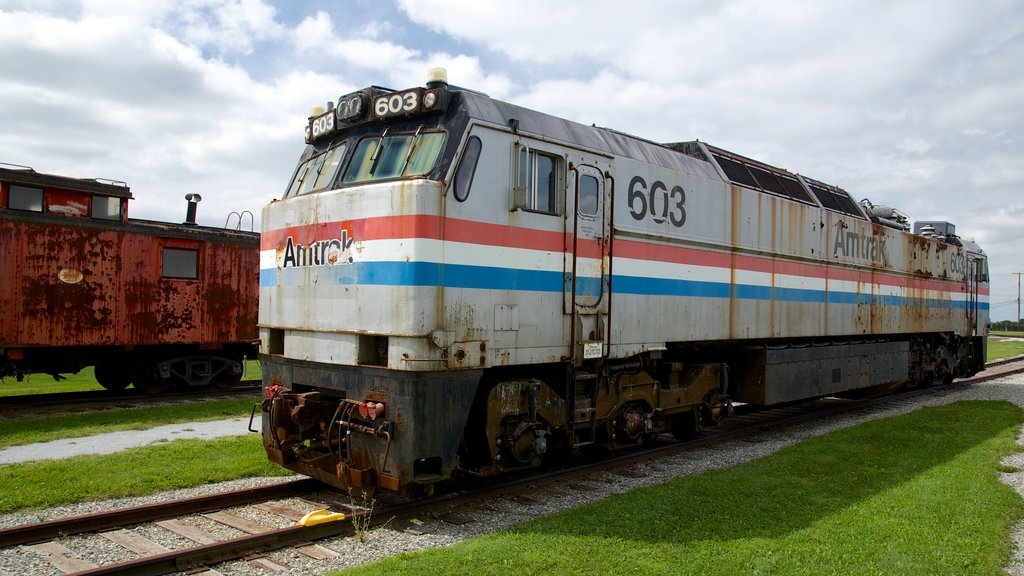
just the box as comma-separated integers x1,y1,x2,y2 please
184,193,202,225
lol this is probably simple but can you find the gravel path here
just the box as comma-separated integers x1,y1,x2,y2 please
4,374,1024,575
0,417,251,464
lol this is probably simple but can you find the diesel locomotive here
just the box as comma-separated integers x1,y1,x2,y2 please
258,69,988,497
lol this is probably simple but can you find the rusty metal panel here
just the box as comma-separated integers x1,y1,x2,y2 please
2,211,258,349
0,222,14,346
13,219,122,346
132,237,201,344
201,238,259,343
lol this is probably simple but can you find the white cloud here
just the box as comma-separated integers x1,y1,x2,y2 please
1,0,1023,316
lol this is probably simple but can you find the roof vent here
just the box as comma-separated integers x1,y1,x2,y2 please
184,193,202,225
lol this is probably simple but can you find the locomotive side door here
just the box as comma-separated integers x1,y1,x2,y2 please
567,161,612,363
967,255,981,335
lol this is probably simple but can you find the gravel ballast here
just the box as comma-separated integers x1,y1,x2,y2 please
4,374,1024,575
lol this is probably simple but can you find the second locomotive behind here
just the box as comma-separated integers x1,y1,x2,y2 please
258,70,988,498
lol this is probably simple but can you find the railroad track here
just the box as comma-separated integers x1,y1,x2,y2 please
3,359,1023,575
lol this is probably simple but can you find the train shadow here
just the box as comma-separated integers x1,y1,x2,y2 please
514,400,1023,547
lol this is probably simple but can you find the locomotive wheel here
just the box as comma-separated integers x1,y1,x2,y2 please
132,363,173,395
94,362,132,391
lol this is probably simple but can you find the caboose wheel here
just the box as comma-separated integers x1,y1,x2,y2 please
132,363,173,395
214,356,245,388
94,362,131,391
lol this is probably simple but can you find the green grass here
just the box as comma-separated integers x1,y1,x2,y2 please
989,337,1024,362
0,397,259,449
0,435,292,512
0,366,106,395
336,401,1024,576
0,360,264,397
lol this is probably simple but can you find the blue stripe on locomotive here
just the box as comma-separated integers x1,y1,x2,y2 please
260,263,987,311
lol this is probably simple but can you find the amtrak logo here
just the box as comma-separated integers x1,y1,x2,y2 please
833,228,889,267
281,229,354,268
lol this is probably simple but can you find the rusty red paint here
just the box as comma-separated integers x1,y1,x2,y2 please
1,215,258,349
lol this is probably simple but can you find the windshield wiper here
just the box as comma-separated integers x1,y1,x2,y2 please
368,128,389,176
402,126,424,174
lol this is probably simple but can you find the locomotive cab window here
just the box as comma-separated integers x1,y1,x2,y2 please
162,247,198,279
285,143,348,198
513,144,562,215
8,185,43,212
91,195,122,221
453,136,482,202
343,130,445,184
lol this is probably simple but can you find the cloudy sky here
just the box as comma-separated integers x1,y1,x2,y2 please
2,0,1022,319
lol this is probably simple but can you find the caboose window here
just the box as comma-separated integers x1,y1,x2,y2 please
162,248,198,279
342,131,445,184
514,146,560,215
91,195,122,221
8,185,43,212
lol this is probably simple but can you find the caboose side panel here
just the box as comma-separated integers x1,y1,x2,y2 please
201,236,259,343
5,216,122,346
0,223,11,347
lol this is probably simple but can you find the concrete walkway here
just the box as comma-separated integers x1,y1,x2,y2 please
0,417,253,465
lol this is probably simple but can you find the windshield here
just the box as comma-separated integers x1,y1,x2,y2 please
342,131,445,184
285,143,348,198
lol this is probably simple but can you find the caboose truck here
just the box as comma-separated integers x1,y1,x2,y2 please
258,69,989,498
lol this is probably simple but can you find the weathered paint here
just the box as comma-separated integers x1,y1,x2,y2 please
258,78,989,496
0,211,258,365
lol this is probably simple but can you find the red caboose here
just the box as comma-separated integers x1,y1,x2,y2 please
0,163,259,393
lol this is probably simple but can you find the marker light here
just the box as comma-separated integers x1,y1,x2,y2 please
427,67,448,85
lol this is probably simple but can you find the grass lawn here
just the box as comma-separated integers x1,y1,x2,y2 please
0,435,292,512
990,337,1024,362
0,366,106,395
337,401,1024,576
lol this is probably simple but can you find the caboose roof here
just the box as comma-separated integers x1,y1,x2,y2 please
0,163,132,199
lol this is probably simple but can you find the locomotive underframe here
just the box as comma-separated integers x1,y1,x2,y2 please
260,331,983,497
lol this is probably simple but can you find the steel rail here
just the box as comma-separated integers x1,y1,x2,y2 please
0,478,322,547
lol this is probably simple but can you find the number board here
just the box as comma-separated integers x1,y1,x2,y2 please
372,89,425,120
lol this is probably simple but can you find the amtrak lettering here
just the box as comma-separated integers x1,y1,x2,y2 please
281,229,354,268
832,227,889,267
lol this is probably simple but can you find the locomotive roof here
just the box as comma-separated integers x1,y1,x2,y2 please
455,90,723,183
453,89,866,217
0,163,132,198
